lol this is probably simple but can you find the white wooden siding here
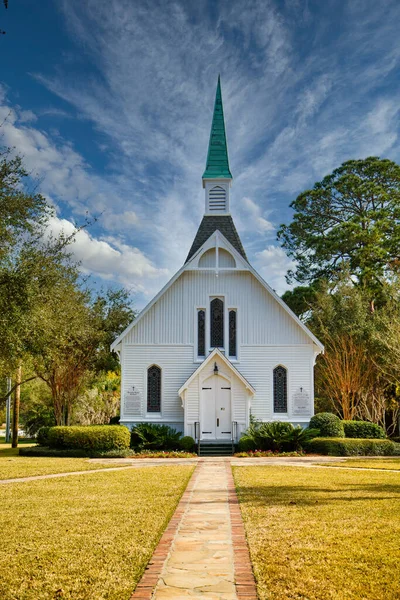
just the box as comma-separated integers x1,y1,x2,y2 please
121,345,196,422
239,346,314,422
125,271,311,346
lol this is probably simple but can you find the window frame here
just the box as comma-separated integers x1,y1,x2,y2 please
146,364,162,414
228,309,237,359
210,297,225,350
273,365,288,414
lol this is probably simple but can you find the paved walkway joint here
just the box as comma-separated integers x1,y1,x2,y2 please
130,459,257,600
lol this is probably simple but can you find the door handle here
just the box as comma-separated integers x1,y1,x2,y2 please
217,418,220,427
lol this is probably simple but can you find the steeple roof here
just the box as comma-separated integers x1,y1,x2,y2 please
185,216,247,263
202,76,232,180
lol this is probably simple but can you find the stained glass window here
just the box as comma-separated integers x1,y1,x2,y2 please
147,365,161,413
198,310,205,357
273,366,287,413
229,310,236,357
210,298,224,348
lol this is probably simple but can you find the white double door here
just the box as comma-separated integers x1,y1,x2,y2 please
201,375,232,440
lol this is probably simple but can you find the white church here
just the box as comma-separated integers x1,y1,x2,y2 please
112,77,323,447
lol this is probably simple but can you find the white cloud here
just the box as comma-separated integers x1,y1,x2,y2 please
2,0,400,306
47,216,168,296
254,246,295,296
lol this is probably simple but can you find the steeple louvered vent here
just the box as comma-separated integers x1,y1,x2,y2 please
209,186,226,211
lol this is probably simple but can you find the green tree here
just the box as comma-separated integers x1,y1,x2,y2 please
278,157,400,311
91,288,135,373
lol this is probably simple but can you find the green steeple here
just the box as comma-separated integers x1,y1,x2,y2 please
202,76,233,180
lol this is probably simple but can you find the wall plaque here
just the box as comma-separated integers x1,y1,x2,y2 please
124,385,142,416
292,387,310,416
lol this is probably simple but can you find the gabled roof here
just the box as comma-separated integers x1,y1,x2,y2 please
202,76,232,180
178,349,256,396
111,230,324,353
185,215,247,263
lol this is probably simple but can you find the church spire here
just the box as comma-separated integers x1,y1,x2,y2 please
202,76,232,181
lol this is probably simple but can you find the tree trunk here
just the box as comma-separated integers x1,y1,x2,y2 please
11,365,22,448
369,298,375,313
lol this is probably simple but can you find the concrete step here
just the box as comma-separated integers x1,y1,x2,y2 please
198,443,234,457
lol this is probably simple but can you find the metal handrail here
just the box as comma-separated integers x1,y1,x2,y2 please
194,421,200,456
231,421,238,455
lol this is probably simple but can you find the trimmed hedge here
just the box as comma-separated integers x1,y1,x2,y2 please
309,413,344,437
342,420,386,439
46,425,130,452
179,436,195,451
306,437,398,456
36,426,51,446
237,437,257,452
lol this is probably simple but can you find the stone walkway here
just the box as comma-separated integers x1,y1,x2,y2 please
131,460,257,600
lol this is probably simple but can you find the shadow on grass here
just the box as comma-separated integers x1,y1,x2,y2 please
234,482,400,507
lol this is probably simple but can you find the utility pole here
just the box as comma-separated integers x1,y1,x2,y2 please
11,365,21,448
5,377,11,443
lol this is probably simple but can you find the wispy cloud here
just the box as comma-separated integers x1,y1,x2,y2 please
2,0,400,305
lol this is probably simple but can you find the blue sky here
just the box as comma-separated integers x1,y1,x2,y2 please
1,0,400,307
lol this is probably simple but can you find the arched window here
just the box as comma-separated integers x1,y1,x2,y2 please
273,366,287,413
229,310,237,357
197,310,205,357
147,365,161,413
209,186,226,211
210,298,224,348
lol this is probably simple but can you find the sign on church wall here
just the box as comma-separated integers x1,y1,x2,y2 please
124,385,142,416
292,387,310,416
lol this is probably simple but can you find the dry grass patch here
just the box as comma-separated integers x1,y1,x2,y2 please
321,458,400,471
0,443,124,479
234,465,400,600
0,465,193,600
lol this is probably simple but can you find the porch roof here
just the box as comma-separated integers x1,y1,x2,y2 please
178,348,256,396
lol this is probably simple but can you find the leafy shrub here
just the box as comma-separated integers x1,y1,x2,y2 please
240,420,294,452
342,420,386,439
237,437,256,452
22,404,56,437
305,437,397,456
281,426,320,451
309,413,344,437
109,415,120,425
234,450,305,458
47,425,130,452
130,423,182,451
133,450,197,458
36,426,51,446
179,436,195,451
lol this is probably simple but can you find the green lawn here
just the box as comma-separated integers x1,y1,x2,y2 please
234,465,400,600
319,458,400,471
0,443,124,479
0,465,194,600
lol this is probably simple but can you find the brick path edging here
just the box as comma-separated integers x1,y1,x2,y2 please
129,461,202,600
225,461,258,600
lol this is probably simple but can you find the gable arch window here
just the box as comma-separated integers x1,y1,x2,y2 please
208,186,226,211
210,298,224,348
273,366,287,413
147,365,161,413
